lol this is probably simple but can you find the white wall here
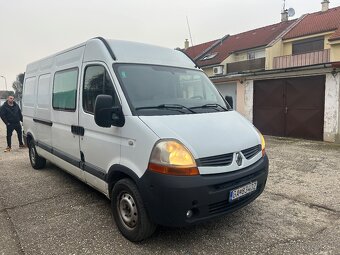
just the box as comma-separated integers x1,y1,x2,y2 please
243,80,254,123
324,73,340,142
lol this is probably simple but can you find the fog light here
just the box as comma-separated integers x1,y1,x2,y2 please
186,210,193,218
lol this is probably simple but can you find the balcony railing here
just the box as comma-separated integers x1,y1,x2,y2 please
273,49,330,69
227,57,265,74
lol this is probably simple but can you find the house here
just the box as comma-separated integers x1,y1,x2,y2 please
184,1,340,143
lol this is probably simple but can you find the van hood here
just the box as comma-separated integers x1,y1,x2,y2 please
139,111,260,159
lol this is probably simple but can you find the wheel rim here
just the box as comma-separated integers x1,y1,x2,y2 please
118,192,138,229
30,146,36,165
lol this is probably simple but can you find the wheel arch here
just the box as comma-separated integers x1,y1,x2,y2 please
25,131,35,146
106,164,141,199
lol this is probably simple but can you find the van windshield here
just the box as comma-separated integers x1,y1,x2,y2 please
114,64,229,116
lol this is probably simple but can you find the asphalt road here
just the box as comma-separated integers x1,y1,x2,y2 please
0,123,339,255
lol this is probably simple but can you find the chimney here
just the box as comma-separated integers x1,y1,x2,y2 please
321,0,330,11
281,9,288,22
184,39,189,49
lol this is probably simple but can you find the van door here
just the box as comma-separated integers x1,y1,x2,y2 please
79,63,121,194
51,68,84,180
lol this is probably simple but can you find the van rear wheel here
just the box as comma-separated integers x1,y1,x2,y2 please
111,178,156,242
28,140,46,169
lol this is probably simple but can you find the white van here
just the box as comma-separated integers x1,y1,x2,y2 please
22,37,268,242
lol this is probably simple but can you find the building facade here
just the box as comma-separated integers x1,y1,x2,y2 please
184,2,340,143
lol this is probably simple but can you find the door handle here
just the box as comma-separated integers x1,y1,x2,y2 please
71,125,85,136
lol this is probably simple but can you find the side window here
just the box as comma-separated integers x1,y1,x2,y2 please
53,68,78,111
292,37,324,55
83,65,119,114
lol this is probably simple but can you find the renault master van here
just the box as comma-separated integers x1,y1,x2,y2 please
22,37,268,242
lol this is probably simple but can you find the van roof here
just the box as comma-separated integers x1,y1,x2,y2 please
105,39,196,69
25,38,197,76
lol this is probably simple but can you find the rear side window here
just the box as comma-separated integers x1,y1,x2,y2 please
37,74,51,109
23,77,37,107
83,65,119,114
53,68,78,111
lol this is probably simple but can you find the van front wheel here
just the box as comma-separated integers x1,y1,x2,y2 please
28,140,46,169
111,178,156,242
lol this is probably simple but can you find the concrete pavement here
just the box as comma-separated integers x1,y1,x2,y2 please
0,123,339,254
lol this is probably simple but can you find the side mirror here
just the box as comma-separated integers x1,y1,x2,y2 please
225,95,233,109
94,95,125,128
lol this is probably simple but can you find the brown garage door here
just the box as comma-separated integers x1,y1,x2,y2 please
253,76,325,140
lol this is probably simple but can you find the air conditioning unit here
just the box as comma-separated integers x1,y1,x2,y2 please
213,66,223,75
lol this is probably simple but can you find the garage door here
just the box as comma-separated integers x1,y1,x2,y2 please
253,76,325,140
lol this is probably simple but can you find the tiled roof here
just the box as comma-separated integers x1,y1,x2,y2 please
329,28,340,41
196,20,295,67
284,7,340,40
184,39,219,60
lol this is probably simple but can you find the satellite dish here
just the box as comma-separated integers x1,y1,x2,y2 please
288,8,295,17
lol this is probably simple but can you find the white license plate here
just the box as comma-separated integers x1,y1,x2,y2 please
229,181,258,202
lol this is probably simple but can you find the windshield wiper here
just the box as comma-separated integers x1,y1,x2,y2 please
190,104,228,111
135,104,196,114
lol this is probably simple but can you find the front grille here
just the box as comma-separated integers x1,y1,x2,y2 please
197,153,234,167
208,183,263,215
197,145,261,167
241,145,261,159
209,200,228,214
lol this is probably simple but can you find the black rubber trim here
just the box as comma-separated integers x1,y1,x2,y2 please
36,140,53,154
35,140,107,181
83,162,107,181
33,118,53,126
53,147,81,168
93,37,117,61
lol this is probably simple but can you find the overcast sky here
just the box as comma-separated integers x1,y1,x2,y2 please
1,0,340,90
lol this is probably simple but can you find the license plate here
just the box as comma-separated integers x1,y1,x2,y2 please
229,181,258,202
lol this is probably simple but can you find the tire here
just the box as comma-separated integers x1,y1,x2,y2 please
111,178,156,242
28,140,46,169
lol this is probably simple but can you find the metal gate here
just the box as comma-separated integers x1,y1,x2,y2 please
253,76,325,140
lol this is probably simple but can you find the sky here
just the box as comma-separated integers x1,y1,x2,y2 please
1,0,340,90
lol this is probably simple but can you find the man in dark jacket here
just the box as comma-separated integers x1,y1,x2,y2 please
0,95,25,152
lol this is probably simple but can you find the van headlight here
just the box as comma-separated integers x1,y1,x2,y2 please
255,128,266,156
148,140,199,176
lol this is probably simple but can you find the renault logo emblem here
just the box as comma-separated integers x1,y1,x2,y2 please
236,152,243,166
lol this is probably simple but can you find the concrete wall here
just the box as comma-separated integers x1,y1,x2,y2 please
242,80,254,123
324,73,339,142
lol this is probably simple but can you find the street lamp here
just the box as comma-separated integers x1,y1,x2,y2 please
0,75,8,91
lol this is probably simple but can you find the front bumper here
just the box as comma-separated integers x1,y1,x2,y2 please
139,155,269,227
